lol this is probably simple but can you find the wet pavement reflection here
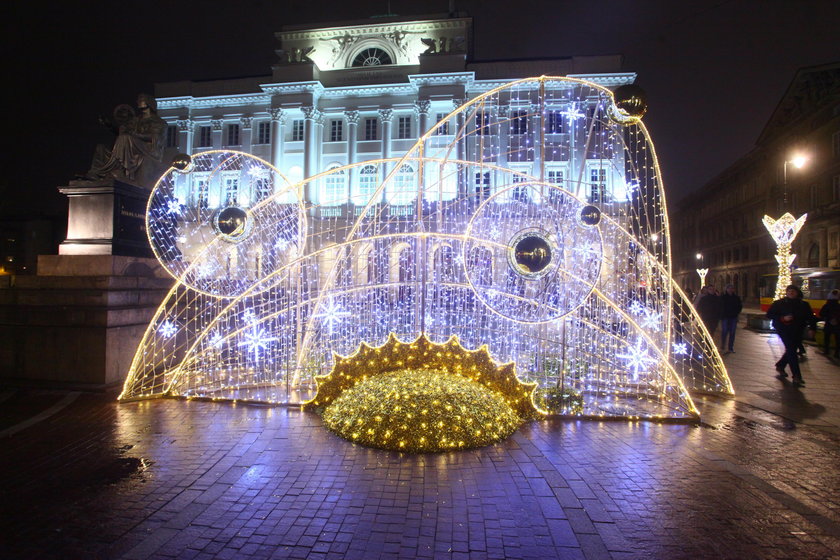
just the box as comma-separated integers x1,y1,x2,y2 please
1,320,839,559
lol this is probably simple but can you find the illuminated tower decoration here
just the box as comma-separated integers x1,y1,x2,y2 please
696,268,708,286
120,76,733,422
762,212,807,301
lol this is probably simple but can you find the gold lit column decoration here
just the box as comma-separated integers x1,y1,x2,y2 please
762,213,807,301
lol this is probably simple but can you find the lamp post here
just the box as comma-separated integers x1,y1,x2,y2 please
764,155,809,300
695,253,707,288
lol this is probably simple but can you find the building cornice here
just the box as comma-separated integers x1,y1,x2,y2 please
158,94,270,110
276,18,470,42
408,72,474,88
260,81,326,97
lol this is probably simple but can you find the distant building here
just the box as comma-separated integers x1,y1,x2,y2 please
671,62,840,303
153,13,635,211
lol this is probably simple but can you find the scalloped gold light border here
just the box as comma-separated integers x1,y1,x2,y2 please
302,332,545,419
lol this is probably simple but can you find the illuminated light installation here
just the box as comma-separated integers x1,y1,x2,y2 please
762,213,807,301
696,268,708,286
120,76,733,420
304,333,541,452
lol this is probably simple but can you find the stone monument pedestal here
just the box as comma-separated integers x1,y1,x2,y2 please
0,256,172,389
59,179,152,258
0,178,172,389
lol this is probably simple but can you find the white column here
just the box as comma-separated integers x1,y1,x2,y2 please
240,117,253,154
269,108,286,170
379,108,394,204
176,118,193,155
452,99,467,198
211,119,223,150
301,106,322,202
345,110,359,202
414,100,431,197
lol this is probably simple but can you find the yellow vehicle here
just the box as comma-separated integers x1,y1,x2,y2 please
759,268,840,312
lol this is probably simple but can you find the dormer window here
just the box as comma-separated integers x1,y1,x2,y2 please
352,48,393,67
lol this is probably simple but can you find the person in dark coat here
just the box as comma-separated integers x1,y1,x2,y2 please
766,285,817,385
696,285,722,338
819,289,840,358
719,284,743,353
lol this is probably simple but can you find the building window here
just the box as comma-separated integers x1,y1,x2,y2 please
547,169,564,185
194,175,209,209
323,166,347,205
435,113,449,135
475,171,490,199
255,178,272,201
358,164,379,203
226,124,240,146
223,174,239,206
545,111,564,134
587,106,604,133
292,120,304,142
365,117,378,140
589,168,607,202
397,116,411,139
390,164,415,205
512,173,529,201
352,48,393,67
165,125,178,148
330,119,343,142
198,126,212,148
475,112,490,135
256,122,271,144
511,110,528,135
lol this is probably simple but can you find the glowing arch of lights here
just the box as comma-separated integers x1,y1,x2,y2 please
120,76,732,420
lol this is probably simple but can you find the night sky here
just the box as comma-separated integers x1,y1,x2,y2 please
4,0,837,218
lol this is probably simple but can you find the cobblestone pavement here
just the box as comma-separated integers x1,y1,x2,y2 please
2,319,839,560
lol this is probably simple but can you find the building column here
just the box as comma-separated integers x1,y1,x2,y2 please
176,118,194,155
301,106,322,203
345,110,359,203
452,98,467,198
240,117,253,154
379,108,394,203
269,108,286,171
211,119,223,150
414,100,431,196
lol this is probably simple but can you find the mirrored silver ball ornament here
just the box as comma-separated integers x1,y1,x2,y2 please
609,85,648,123
215,206,250,241
511,232,553,276
171,153,193,173
580,205,601,226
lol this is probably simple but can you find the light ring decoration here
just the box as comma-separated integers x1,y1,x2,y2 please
146,151,303,298
122,76,733,421
463,183,602,323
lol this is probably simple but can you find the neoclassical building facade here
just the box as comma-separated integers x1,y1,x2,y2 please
154,14,635,212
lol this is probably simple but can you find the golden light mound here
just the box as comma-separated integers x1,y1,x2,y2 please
303,333,543,453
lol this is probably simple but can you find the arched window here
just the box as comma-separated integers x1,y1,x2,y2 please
352,48,393,67
808,243,820,267
323,164,347,206
388,164,415,205
356,164,379,205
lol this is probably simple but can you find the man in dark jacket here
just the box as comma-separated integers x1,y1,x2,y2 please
696,285,722,338
766,285,817,385
719,284,743,353
819,289,840,358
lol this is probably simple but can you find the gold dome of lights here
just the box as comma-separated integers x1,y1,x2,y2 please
303,333,543,452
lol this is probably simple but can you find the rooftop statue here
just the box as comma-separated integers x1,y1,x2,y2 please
86,93,167,188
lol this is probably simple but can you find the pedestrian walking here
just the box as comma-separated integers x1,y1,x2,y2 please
720,284,742,353
767,285,817,385
696,285,721,338
819,289,840,358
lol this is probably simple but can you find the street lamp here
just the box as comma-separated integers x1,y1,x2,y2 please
782,154,808,206
764,154,810,300
695,253,707,288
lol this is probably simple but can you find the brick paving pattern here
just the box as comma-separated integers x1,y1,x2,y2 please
2,316,840,559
